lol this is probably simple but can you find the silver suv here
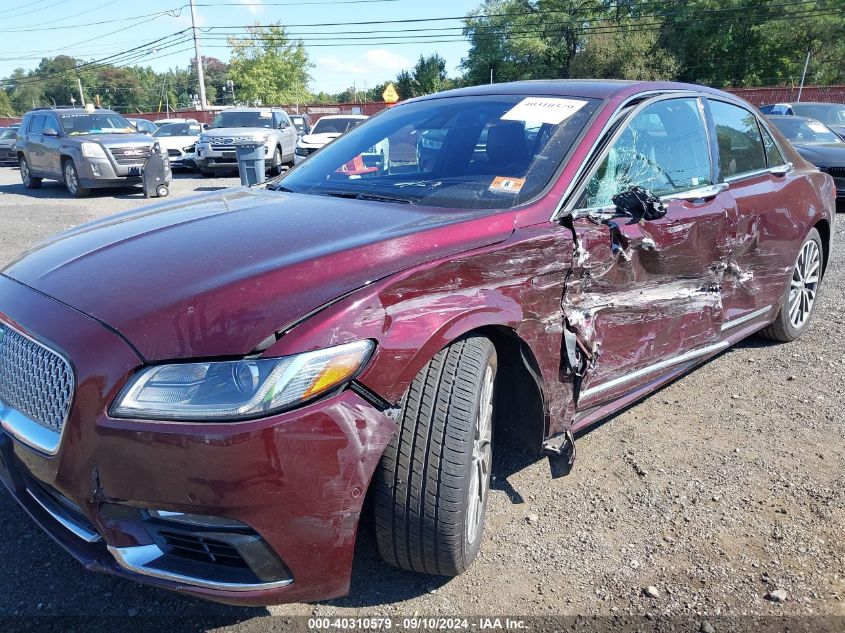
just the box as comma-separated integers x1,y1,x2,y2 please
16,107,155,197
195,108,297,177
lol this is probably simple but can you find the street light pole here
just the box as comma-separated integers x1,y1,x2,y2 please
797,49,811,103
189,0,208,110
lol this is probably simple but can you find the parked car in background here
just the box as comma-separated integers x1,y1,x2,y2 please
290,113,312,137
759,102,845,140
768,115,845,198
152,122,201,169
126,118,158,135
294,114,367,164
195,107,297,177
0,80,834,606
0,127,18,165
154,117,199,127
16,106,154,197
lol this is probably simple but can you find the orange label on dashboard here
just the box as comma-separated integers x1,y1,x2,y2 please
489,177,526,193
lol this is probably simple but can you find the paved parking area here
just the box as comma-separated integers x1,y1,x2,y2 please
0,164,843,628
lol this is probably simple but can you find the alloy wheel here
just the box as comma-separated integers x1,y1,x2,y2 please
466,364,494,546
788,239,821,330
64,162,78,195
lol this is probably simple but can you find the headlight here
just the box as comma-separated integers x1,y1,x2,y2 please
111,340,374,421
295,146,309,156
81,142,107,159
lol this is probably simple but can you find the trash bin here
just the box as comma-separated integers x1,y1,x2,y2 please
142,141,172,198
235,140,266,186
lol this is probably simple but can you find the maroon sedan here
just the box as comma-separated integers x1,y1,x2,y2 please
0,81,835,605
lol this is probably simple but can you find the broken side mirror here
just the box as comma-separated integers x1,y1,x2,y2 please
611,186,667,225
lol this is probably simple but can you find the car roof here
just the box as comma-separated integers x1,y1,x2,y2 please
767,115,819,122
318,114,367,119
766,102,843,107
409,79,734,103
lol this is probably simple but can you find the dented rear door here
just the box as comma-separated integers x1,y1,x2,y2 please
562,95,735,411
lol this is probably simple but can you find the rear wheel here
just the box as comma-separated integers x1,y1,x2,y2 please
200,169,215,178
759,228,823,342
374,335,496,576
269,146,282,176
63,159,89,197
19,156,41,189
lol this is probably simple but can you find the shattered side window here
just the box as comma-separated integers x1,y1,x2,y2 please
584,97,712,208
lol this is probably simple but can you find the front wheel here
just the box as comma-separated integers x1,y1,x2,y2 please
374,335,497,576
269,146,282,176
63,159,89,197
759,227,823,342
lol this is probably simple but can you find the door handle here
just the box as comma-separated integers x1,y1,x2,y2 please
661,183,728,203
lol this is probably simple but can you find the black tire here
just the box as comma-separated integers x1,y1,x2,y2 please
62,159,89,197
269,146,282,176
200,169,215,178
19,156,41,189
759,227,823,342
374,335,497,576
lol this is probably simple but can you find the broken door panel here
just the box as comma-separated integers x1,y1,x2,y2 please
563,96,736,410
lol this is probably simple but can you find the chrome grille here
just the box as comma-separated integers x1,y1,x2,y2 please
0,323,72,434
827,166,845,178
108,146,151,165
210,136,255,152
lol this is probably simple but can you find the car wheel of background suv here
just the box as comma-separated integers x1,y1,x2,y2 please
62,159,89,197
19,156,41,189
270,146,282,176
759,227,823,342
374,335,497,576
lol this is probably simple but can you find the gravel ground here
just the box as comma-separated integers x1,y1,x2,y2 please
0,166,842,629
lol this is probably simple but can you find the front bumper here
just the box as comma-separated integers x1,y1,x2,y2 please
76,157,142,189
195,142,272,171
0,275,396,605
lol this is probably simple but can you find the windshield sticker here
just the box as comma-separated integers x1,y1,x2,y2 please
501,97,588,125
807,122,828,133
489,176,526,194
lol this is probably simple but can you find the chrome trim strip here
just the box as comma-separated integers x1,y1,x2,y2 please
720,305,772,332
25,487,101,543
580,341,729,400
0,319,74,456
108,544,294,592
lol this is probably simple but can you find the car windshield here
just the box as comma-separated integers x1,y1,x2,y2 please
292,116,307,129
791,104,845,126
0,129,16,140
60,112,135,135
276,94,601,210
312,117,365,134
771,118,840,144
154,123,201,137
211,111,274,129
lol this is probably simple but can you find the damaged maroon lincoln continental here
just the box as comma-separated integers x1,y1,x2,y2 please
0,81,835,605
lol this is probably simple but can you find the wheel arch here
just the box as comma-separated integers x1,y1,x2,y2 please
812,218,831,278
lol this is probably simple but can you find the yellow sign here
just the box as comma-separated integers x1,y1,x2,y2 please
382,83,399,104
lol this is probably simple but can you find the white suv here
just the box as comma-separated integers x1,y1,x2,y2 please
195,108,297,177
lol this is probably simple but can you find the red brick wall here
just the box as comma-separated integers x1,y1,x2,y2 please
726,85,845,107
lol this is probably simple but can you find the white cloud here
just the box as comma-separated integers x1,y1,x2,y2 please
236,0,264,15
362,49,410,72
316,49,410,76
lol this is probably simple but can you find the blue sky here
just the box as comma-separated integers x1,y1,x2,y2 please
0,0,477,96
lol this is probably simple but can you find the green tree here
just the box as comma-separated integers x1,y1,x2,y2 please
570,20,679,80
0,89,13,116
413,54,450,95
395,70,416,100
228,24,312,105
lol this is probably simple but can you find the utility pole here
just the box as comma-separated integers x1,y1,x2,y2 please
797,49,811,103
77,76,86,107
189,0,208,110
489,68,493,84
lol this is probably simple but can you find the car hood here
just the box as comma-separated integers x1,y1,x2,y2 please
154,135,199,149
300,132,341,146
0,139,15,148
80,133,153,146
2,188,514,360
203,127,273,138
791,142,845,166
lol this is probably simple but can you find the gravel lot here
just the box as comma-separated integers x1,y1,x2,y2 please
0,166,842,629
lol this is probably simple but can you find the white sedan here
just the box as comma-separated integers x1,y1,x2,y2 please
294,115,368,164
152,123,202,169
